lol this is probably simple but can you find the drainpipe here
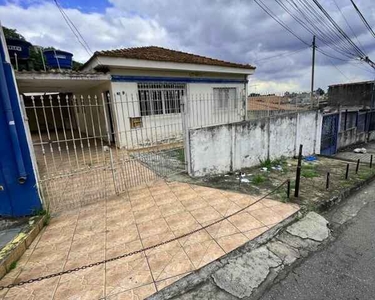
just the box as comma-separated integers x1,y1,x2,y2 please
0,36,27,184
244,75,248,121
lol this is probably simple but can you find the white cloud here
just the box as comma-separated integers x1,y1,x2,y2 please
0,0,374,92
0,1,173,61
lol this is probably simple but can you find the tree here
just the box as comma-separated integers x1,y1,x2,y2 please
2,26,25,40
3,26,83,71
316,87,325,96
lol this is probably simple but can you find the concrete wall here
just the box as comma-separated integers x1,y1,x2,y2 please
188,110,322,177
338,128,367,149
328,81,374,107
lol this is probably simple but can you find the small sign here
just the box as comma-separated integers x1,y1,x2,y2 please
8,45,22,52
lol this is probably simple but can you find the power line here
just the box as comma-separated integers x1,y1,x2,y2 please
350,0,375,39
331,0,366,54
280,0,357,58
325,56,350,81
318,47,375,74
254,47,307,62
53,0,102,66
53,0,92,57
261,0,375,70
253,0,310,46
254,0,374,80
279,0,362,59
311,0,366,58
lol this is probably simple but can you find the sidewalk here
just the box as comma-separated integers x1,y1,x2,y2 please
260,176,375,300
0,180,298,300
335,141,375,163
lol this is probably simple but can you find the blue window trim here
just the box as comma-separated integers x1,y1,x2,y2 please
111,75,248,84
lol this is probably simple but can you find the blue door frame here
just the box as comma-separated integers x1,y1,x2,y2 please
320,113,339,156
0,27,42,216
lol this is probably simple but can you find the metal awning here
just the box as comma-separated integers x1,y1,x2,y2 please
15,70,111,93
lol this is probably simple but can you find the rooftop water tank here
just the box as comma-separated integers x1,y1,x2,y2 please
6,38,32,60
43,49,73,69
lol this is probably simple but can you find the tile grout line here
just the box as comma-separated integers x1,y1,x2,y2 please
199,190,270,252
127,185,158,294
153,271,192,288
166,183,209,271
190,192,237,266
183,186,235,252
50,208,82,300
168,183,228,264
195,191,238,254
103,187,109,298
148,183,195,284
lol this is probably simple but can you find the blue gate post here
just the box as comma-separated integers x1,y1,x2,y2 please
0,25,42,216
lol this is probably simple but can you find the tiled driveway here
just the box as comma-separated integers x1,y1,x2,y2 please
0,180,299,300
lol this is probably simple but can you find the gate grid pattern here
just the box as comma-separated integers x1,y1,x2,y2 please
320,113,339,156
22,89,186,213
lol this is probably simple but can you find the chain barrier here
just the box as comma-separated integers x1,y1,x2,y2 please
0,180,289,291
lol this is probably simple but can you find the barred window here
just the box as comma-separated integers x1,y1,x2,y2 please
138,83,186,116
213,88,237,109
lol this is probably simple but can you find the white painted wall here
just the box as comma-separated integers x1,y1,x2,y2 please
74,66,249,149
189,110,323,177
75,81,113,144
107,68,247,149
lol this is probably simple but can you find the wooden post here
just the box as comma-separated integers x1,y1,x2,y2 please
345,163,350,179
294,144,303,197
356,159,360,174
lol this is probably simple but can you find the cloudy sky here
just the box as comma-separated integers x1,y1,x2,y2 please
0,0,374,93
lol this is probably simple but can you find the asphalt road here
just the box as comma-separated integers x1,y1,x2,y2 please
260,182,375,300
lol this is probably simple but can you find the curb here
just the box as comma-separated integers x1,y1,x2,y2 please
0,215,46,279
317,169,375,211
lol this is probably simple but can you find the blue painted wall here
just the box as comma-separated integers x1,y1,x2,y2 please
111,75,248,84
0,33,42,217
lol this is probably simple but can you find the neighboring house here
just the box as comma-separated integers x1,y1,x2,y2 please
16,46,255,149
289,92,311,105
247,95,290,109
328,80,375,108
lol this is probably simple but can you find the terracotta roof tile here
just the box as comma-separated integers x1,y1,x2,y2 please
94,46,255,70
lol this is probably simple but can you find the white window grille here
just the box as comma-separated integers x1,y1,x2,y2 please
138,83,186,116
213,88,237,109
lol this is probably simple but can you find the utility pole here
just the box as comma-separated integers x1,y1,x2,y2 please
310,35,316,107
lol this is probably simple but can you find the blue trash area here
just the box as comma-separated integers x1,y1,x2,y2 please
304,155,317,162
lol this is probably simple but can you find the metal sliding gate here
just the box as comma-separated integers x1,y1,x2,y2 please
21,87,187,213
320,113,339,156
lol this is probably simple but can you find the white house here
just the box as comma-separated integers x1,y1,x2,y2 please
16,46,255,150
80,46,256,149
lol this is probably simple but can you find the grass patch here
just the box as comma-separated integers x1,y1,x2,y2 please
301,164,319,178
175,148,185,163
259,157,286,169
33,205,51,226
9,261,17,271
252,174,266,185
275,189,290,203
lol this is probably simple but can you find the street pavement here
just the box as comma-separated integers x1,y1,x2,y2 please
260,180,375,300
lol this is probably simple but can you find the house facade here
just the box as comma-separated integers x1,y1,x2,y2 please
15,47,255,150
80,46,256,149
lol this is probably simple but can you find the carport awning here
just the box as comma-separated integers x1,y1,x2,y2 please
15,70,111,93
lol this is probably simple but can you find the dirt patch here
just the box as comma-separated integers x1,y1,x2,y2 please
173,156,375,212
